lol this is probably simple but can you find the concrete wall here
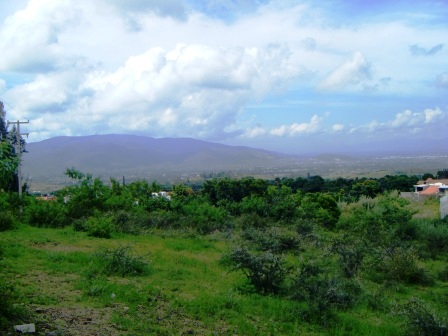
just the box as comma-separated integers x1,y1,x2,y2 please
400,192,435,202
441,194,448,219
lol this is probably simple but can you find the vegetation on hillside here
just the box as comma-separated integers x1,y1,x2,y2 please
1,163,447,334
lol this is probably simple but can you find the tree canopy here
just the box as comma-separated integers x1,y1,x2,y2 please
0,102,20,191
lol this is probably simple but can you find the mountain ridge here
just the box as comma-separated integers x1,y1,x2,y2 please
22,134,287,184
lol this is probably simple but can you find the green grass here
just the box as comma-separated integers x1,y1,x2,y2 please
1,224,447,335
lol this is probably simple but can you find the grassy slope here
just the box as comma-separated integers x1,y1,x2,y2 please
1,221,447,335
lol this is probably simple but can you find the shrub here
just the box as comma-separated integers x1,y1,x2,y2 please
242,227,300,254
418,219,448,258
399,298,447,336
0,276,26,332
329,235,365,278
23,199,67,228
178,198,230,234
93,245,149,277
290,261,361,324
85,214,114,238
112,209,149,234
439,265,448,282
221,247,290,295
373,246,432,285
236,213,268,229
73,218,87,232
0,211,16,231
295,219,314,236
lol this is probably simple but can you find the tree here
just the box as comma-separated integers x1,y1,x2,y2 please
0,102,20,191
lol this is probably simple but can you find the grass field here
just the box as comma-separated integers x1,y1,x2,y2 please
1,218,447,335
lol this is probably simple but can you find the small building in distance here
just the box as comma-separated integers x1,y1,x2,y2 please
414,178,448,196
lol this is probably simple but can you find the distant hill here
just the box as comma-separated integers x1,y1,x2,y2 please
20,134,448,193
21,134,287,187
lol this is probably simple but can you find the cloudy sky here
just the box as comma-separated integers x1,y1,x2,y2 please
0,0,447,155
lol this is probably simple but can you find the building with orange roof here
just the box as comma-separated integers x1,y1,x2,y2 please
414,179,448,196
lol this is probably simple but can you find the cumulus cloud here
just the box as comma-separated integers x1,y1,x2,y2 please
10,43,302,140
0,0,83,72
351,107,446,134
270,115,323,136
0,0,447,153
409,43,444,56
318,52,372,90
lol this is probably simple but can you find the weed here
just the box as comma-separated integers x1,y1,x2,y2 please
93,245,149,277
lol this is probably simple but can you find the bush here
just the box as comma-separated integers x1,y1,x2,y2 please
242,227,300,254
0,276,26,332
439,265,448,282
418,219,448,258
221,247,290,295
236,213,268,229
290,261,362,324
329,235,365,278
295,219,315,236
373,246,432,285
93,245,149,277
85,214,114,238
112,209,150,234
399,298,447,336
178,198,231,234
23,199,67,228
146,210,180,230
0,211,16,231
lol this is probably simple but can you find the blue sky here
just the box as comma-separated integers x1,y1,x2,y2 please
0,0,447,155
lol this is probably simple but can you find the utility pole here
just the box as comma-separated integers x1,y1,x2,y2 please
7,120,29,196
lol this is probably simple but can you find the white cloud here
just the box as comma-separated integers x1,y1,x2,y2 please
332,124,344,132
8,43,303,140
318,51,372,90
424,107,443,123
270,114,323,137
0,0,83,72
0,0,446,152
243,126,266,138
350,107,447,134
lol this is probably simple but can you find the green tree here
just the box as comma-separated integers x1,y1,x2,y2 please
351,179,381,199
300,193,340,228
0,103,20,191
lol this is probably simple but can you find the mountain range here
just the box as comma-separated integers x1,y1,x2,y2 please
21,134,447,193
21,134,289,189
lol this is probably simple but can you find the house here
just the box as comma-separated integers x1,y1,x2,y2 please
414,178,448,196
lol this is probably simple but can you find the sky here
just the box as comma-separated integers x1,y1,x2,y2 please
0,0,447,155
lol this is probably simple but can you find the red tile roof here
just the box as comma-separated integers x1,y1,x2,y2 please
420,185,439,195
